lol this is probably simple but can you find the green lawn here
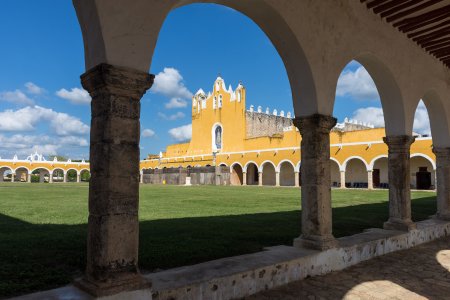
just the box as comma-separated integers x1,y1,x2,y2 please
0,183,436,298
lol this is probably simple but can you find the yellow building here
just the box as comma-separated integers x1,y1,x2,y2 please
140,77,436,189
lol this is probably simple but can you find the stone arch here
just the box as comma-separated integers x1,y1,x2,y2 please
371,156,389,189
0,166,14,182
79,169,91,182
51,168,65,182
244,161,259,186
14,166,30,182
278,160,295,186
31,167,51,183
330,159,341,187
410,154,436,190
230,162,243,186
65,168,79,182
260,160,276,186
414,91,450,147
344,157,369,188
73,0,317,117
332,55,407,135
341,156,369,172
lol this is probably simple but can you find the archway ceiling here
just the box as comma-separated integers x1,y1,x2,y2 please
361,0,450,69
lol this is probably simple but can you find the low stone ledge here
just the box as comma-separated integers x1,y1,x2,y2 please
10,219,450,300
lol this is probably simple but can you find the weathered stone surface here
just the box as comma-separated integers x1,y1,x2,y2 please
77,63,154,297
383,135,416,231
293,114,337,250
246,112,293,139
433,147,450,220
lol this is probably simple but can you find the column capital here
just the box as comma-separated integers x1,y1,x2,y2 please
383,135,415,151
81,63,154,97
293,114,337,134
433,146,450,158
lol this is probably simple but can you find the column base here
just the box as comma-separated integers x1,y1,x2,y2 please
383,219,416,231
293,234,338,250
185,177,192,186
436,212,450,221
74,273,151,298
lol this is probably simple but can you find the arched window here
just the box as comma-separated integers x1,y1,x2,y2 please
218,95,223,108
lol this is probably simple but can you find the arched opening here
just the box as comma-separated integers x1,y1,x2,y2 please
212,123,223,151
52,168,65,183
230,163,243,186
279,161,295,186
344,158,368,188
79,169,91,182
0,167,13,182
261,162,276,186
31,168,50,183
245,162,259,186
330,159,341,188
66,169,78,182
14,167,29,182
372,157,389,189
410,156,435,190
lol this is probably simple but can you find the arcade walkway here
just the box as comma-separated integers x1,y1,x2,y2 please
245,237,450,300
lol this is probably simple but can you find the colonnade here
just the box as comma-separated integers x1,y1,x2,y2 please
0,167,88,183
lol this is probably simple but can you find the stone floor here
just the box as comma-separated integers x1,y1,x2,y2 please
244,237,450,300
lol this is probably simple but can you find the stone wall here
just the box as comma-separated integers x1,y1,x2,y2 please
143,166,230,185
246,112,293,139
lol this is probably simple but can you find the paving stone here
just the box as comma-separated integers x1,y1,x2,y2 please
244,237,450,300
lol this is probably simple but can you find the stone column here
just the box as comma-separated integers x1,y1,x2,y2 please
75,64,154,296
383,135,416,231
258,172,263,186
49,173,53,183
140,170,144,184
27,173,31,183
63,172,67,183
340,170,346,188
275,171,280,187
293,114,337,250
242,172,247,186
433,147,450,220
11,172,15,182
295,171,300,187
368,170,373,190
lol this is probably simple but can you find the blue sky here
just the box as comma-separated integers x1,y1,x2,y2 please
0,2,430,160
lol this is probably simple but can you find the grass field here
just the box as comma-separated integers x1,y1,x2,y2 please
0,183,436,298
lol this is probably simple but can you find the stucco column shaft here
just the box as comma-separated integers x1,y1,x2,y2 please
293,114,337,250
243,172,247,186
63,173,67,183
27,174,31,183
275,171,280,187
77,174,81,183
383,135,416,231
295,171,299,187
11,173,15,182
258,172,263,186
340,171,345,188
433,147,450,220
49,174,53,183
76,63,154,296
368,170,373,190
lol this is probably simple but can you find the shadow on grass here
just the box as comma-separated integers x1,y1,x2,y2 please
0,196,436,298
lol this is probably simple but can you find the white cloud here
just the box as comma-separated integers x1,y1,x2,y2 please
56,87,91,105
168,124,192,141
0,106,89,135
153,68,193,99
352,107,385,127
165,98,187,109
0,90,34,105
0,134,89,158
351,101,431,135
152,68,193,109
158,111,186,120
336,66,379,101
413,100,431,135
142,129,155,138
25,82,45,95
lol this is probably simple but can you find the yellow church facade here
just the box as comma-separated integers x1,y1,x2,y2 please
140,77,436,189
